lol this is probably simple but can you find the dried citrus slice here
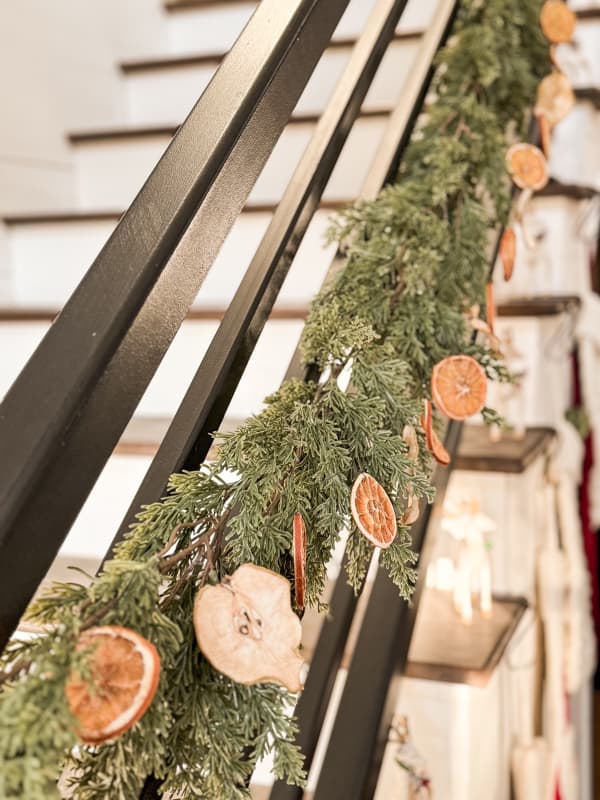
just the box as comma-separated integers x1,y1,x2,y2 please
420,399,451,466
500,227,516,282
65,626,160,745
506,144,549,191
537,113,552,158
485,282,495,334
292,513,306,610
350,473,397,549
540,0,576,43
431,355,487,421
194,564,304,691
535,73,575,126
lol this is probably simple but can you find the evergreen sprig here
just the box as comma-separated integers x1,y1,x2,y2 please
0,0,549,796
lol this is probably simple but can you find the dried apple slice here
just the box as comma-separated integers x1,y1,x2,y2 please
535,72,575,126
292,513,306,610
350,473,397,548
65,626,160,745
194,564,304,692
431,355,487,421
540,0,576,43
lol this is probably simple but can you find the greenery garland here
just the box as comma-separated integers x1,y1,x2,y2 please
0,1,549,797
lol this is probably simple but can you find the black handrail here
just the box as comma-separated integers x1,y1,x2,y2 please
0,0,354,648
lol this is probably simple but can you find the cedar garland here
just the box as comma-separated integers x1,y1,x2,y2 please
0,1,549,797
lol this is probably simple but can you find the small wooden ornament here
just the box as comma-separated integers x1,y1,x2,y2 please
292,513,306,610
499,228,516,282
540,0,576,43
350,473,397,548
194,564,304,692
505,143,549,191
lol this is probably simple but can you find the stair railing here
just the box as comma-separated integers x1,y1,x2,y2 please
0,1,467,798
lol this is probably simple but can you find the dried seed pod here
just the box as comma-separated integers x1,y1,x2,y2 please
537,113,552,158
402,424,419,461
194,564,304,692
485,282,496,334
402,493,421,526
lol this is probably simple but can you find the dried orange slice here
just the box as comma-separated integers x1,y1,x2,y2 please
431,355,487,421
485,283,496,334
500,227,516,281
537,113,552,158
535,73,575,126
506,144,549,191
350,473,397,549
540,0,576,43
420,399,451,466
65,626,160,745
292,513,306,610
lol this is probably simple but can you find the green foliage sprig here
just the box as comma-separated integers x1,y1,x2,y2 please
0,1,549,796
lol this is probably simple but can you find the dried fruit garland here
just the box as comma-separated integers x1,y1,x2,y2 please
0,1,552,798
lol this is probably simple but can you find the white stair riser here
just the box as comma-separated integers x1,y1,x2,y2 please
73,116,388,209
493,196,597,301
125,39,421,126
487,316,573,431
5,210,335,308
1,318,304,420
165,0,437,54
554,20,600,88
6,219,115,307
549,104,600,191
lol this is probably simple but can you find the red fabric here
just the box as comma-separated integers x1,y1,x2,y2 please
571,350,600,642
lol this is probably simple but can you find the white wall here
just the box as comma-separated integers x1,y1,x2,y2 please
0,0,169,215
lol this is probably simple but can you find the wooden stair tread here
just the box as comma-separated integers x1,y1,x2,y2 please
536,179,598,200
120,30,424,73
576,8,600,19
114,414,246,456
2,198,347,226
497,295,580,317
405,589,528,688
67,108,392,144
0,306,309,323
165,0,252,9
574,87,600,108
455,425,555,474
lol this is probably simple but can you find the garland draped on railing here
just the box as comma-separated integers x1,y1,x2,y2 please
0,0,549,797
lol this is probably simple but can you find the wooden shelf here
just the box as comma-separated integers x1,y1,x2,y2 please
455,425,555,474
406,589,528,687
497,294,580,317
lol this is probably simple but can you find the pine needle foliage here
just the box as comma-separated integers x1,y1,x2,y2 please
0,1,549,796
